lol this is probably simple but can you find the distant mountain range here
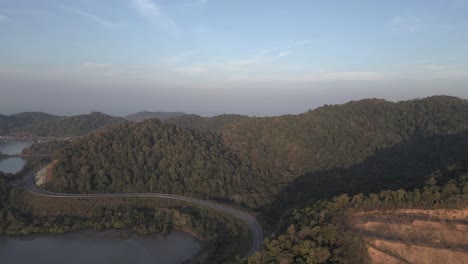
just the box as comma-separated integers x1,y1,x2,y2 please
124,111,186,122
2,95,467,263
46,95,468,209
0,110,246,137
0,112,126,137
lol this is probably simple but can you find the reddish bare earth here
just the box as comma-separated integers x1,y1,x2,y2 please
35,160,57,186
351,209,468,264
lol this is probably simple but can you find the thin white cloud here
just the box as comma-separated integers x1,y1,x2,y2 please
230,40,310,66
225,71,387,83
0,15,6,23
391,15,425,33
174,65,207,73
61,6,115,28
168,51,193,64
228,47,294,66
168,41,309,76
80,62,142,78
167,57,468,83
82,62,115,71
130,0,181,36
273,51,294,61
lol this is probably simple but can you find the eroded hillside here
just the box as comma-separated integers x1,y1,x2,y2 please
352,209,468,264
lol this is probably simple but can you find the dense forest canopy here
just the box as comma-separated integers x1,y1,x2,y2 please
0,173,248,263
47,96,468,209
47,120,265,206
249,163,468,263
166,114,249,132
2,95,468,263
124,111,187,122
0,112,126,137
220,96,468,177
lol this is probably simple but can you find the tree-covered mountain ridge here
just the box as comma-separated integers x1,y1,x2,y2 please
0,111,126,137
166,114,249,132
124,111,187,122
45,96,468,208
249,163,468,263
220,96,468,177
46,120,259,204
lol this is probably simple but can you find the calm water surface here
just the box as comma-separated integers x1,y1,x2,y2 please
0,231,201,264
0,140,32,174
0,141,202,263
0,158,26,174
0,140,32,155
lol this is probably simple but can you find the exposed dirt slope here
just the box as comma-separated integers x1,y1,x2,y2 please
351,209,468,264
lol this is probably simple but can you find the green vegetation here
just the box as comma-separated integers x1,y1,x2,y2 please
249,164,468,263
0,112,58,135
125,111,187,122
221,96,468,178
0,175,248,263
0,112,126,137
3,95,468,263
166,114,249,132
48,96,468,209
47,119,265,206
21,140,71,156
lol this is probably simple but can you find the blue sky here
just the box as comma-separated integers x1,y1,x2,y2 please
1,0,468,116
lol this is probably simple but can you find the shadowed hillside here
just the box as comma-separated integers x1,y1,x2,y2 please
46,96,468,210
250,163,467,263
262,130,468,216
220,96,468,180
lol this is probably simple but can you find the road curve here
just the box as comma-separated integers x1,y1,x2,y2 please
23,174,263,258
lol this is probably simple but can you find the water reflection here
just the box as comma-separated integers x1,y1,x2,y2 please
0,140,32,174
0,140,32,155
0,231,201,264
0,157,26,174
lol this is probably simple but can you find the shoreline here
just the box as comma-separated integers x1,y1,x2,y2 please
0,229,204,264
1,228,202,242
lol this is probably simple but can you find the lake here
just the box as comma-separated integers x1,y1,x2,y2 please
0,141,203,263
0,140,32,174
0,230,202,264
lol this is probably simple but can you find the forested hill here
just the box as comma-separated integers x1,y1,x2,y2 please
220,96,468,178
0,112,58,135
249,163,468,263
219,95,468,207
124,111,186,122
47,120,261,204
166,114,249,132
47,96,468,208
0,112,126,137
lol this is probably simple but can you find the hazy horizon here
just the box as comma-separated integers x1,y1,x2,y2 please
1,0,468,116
1,91,466,118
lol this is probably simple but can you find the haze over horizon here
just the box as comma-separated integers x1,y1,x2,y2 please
1,0,468,116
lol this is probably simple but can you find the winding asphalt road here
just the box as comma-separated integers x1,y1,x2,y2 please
23,173,263,258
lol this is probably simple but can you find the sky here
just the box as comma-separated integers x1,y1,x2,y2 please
1,0,468,116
